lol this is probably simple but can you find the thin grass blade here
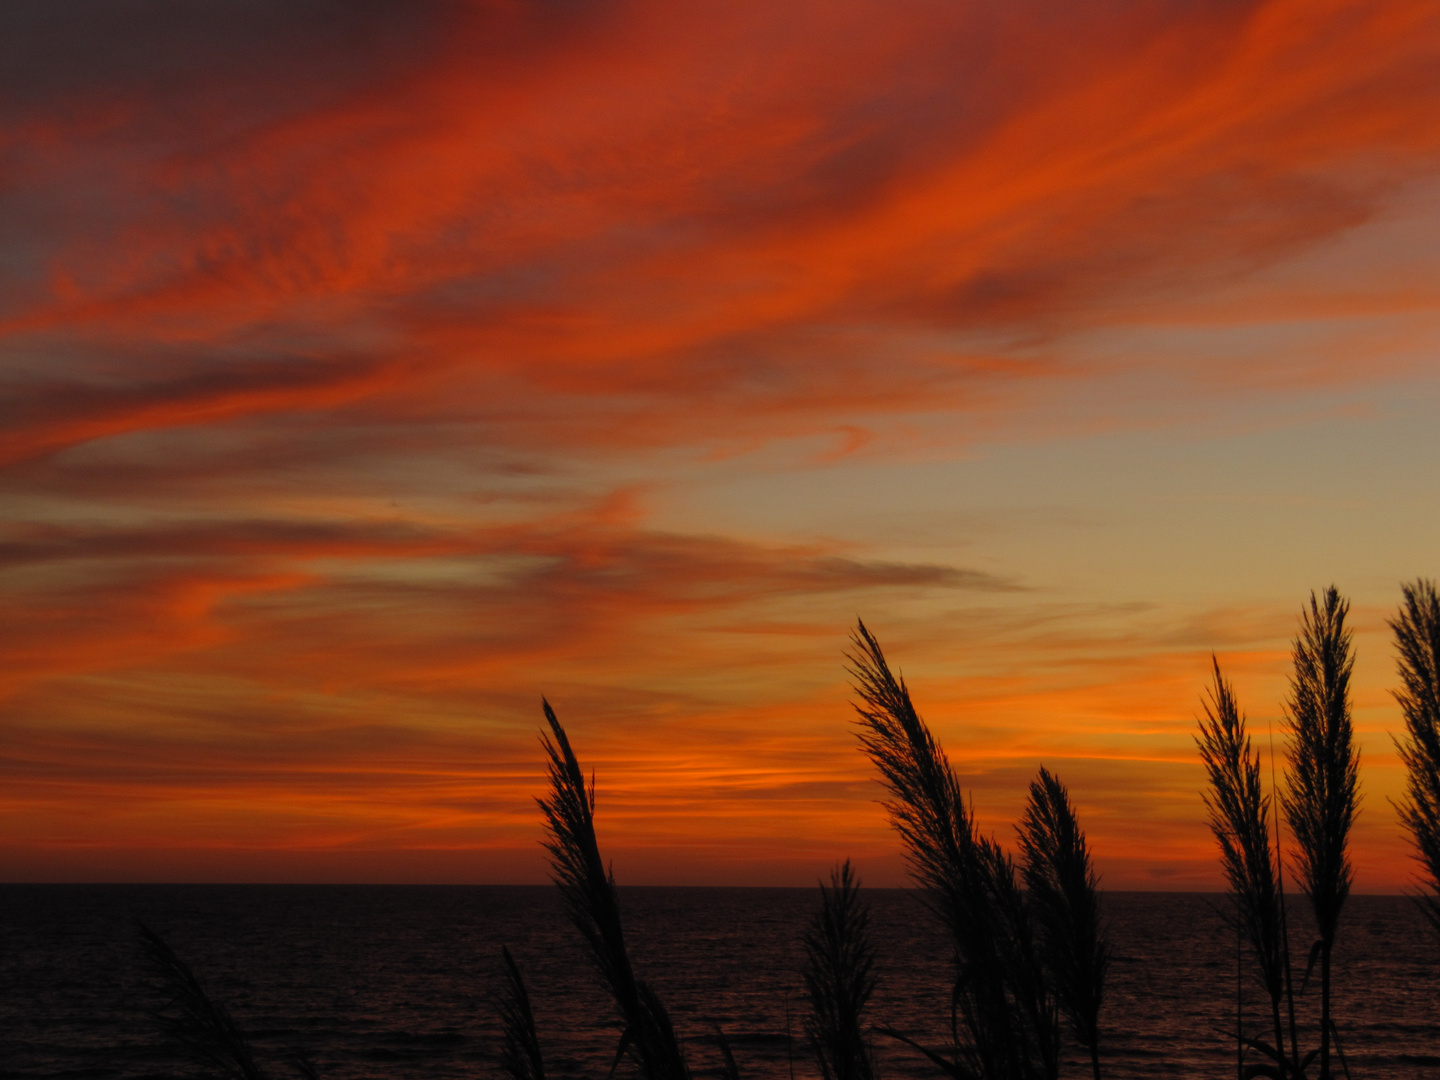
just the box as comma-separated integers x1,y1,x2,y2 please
713,1025,741,1080
873,1027,977,1080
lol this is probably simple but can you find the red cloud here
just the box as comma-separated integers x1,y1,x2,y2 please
2,0,1437,463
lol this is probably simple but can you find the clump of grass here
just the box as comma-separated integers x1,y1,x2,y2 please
536,699,690,1080
803,860,877,1080
1018,767,1109,1080
1194,659,1299,1077
1282,587,1360,1080
1391,578,1440,934
849,620,1098,1080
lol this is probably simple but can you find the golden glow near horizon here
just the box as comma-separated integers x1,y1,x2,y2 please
4,0,1440,888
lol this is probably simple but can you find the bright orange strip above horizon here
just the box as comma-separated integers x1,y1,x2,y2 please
3,0,1440,890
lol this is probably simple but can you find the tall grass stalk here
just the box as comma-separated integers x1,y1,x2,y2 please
1390,578,1440,934
1269,722,1304,1076
847,620,1057,1080
498,946,546,1080
1282,588,1360,1080
804,861,877,1080
537,699,690,1080
1017,767,1109,1080
138,923,271,1080
1194,660,1292,1075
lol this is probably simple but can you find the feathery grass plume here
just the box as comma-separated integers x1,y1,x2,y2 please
847,621,1055,1080
498,947,546,1080
1194,660,1293,1075
1391,578,1440,935
1017,767,1108,1080
1282,587,1360,1080
138,922,270,1080
804,860,878,1080
537,699,689,1080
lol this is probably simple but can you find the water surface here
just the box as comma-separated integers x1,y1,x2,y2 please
2,886,1437,1078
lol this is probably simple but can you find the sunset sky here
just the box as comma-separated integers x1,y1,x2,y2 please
4,0,1440,890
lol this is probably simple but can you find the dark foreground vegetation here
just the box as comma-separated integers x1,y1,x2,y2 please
136,581,1440,1080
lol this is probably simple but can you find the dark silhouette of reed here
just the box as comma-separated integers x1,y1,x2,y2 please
849,619,1106,1080
1018,767,1109,1080
1195,660,1303,1078
1390,578,1440,935
139,922,268,1080
139,922,318,1080
1282,588,1359,1080
499,945,546,1080
535,698,691,1080
803,860,877,1080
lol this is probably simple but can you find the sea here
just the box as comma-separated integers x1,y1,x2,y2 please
2,886,1438,1079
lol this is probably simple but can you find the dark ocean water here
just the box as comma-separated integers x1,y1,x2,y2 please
2,886,1438,1079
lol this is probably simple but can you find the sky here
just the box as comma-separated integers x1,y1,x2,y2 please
3,0,1440,890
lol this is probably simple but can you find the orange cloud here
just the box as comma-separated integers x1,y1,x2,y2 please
3,0,1437,886
1,488,1418,887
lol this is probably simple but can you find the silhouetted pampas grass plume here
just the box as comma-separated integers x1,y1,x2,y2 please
1194,660,1294,1075
1017,767,1109,1080
1391,579,1440,934
1282,588,1360,1080
537,699,690,1080
983,840,1060,1080
138,922,271,1080
847,621,1057,1080
804,860,878,1080
498,946,546,1080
